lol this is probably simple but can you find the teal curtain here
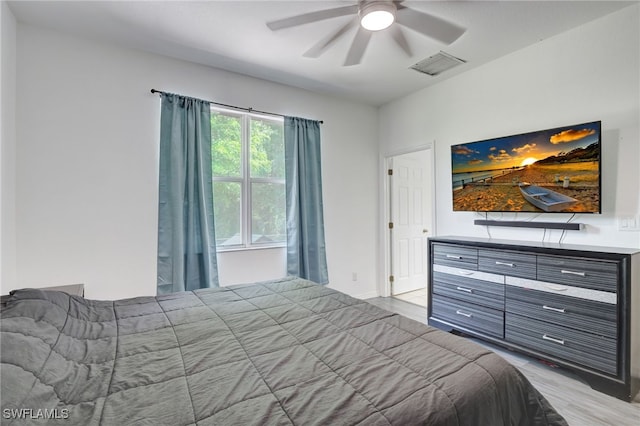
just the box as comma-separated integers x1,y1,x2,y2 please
157,93,219,294
284,117,328,284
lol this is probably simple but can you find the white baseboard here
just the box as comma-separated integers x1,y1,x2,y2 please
352,291,380,300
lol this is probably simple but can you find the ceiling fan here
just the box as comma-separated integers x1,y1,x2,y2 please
266,0,466,66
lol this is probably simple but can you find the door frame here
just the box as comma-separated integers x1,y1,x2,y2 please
379,144,437,298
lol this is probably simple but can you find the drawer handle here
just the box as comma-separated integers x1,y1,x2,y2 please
542,305,566,313
542,334,565,345
544,284,568,292
456,286,473,293
495,261,514,267
458,271,474,276
455,309,473,318
446,254,462,259
561,269,586,277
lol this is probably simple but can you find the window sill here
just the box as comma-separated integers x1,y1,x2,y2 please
216,244,286,253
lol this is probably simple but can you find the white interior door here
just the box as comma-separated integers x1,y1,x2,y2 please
390,151,431,296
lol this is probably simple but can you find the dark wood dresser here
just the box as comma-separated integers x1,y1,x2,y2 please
428,236,639,401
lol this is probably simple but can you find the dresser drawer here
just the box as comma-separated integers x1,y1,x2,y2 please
479,249,536,279
537,256,618,292
432,244,477,270
432,295,504,338
505,285,616,338
433,264,504,310
506,313,617,375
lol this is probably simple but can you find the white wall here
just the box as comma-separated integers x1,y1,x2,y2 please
379,5,640,249
14,24,379,300
0,1,17,294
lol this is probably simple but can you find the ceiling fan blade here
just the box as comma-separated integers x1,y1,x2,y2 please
390,26,412,57
267,5,359,31
344,27,372,66
304,20,357,58
395,6,465,45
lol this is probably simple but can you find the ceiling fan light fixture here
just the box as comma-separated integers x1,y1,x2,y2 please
360,1,396,31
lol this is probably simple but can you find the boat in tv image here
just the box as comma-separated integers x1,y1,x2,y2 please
518,183,578,212
451,121,601,213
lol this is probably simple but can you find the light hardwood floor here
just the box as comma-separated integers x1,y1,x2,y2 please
366,295,640,426
391,288,427,306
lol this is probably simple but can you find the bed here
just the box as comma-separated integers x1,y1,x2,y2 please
1,276,567,425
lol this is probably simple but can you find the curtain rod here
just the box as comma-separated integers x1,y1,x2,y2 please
150,89,323,124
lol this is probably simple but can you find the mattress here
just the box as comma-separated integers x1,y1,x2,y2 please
0,277,566,425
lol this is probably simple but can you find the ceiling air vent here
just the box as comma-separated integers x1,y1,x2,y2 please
410,51,466,76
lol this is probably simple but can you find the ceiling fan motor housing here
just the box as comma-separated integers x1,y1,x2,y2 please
359,0,397,31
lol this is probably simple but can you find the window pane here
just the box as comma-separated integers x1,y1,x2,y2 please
251,182,286,244
213,181,242,246
250,118,284,179
211,112,242,177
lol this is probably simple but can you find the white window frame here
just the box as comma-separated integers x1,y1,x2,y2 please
212,106,286,251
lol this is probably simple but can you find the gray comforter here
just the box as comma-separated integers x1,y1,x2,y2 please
1,277,566,425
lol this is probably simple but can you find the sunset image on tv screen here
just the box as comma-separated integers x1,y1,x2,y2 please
451,121,601,213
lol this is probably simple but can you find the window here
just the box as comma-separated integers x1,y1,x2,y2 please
211,107,286,250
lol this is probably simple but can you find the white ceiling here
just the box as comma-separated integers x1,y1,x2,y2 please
8,0,637,106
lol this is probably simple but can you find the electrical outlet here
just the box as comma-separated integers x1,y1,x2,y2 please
351,272,358,281
618,216,640,231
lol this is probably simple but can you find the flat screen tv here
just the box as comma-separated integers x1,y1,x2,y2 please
451,121,601,213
